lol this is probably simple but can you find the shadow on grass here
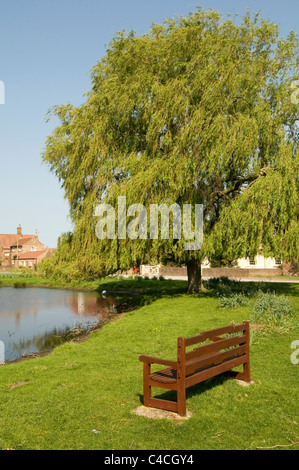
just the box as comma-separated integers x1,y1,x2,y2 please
95,277,187,294
137,374,233,410
92,276,299,314
89,276,299,318
94,277,189,310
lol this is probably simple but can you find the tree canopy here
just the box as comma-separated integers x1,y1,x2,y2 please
42,7,299,291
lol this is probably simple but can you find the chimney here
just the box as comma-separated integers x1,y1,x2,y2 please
35,229,38,238
17,224,22,237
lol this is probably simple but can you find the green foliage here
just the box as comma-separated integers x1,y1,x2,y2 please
220,293,249,308
13,282,26,288
203,276,240,297
17,266,35,274
0,273,35,279
42,7,299,282
203,276,238,290
204,277,249,308
251,291,296,328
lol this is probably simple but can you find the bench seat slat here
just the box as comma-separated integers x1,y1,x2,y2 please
148,367,178,390
149,367,177,384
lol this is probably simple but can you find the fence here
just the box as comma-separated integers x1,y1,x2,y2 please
140,265,161,277
140,265,283,279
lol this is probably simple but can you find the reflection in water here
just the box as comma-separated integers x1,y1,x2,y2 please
68,291,117,318
0,287,120,362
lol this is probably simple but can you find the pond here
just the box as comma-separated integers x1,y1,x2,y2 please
0,287,122,363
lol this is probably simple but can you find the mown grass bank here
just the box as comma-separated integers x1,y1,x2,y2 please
0,278,298,450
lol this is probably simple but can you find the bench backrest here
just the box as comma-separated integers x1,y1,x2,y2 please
177,321,250,379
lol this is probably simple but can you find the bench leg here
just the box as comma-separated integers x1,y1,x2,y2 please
242,321,251,383
234,359,251,383
177,385,186,417
143,362,151,407
243,359,251,383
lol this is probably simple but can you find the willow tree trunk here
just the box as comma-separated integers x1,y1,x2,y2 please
187,259,202,294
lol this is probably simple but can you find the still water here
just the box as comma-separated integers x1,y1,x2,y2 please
0,287,119,363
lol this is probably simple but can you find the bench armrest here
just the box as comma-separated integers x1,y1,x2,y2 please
139,354,178,369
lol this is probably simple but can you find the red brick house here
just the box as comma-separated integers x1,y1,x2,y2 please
17,249,53,268
0,225,52,268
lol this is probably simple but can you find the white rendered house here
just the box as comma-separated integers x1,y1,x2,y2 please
237,255,282,269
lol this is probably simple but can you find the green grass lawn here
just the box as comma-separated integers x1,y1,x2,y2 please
0,278,298,450
0,272,186,294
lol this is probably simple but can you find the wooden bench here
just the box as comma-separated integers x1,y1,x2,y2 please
139,321,251,416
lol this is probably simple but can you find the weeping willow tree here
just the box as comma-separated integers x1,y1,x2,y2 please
42,7,299,292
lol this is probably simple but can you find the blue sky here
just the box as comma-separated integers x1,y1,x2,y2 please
0,0,298,248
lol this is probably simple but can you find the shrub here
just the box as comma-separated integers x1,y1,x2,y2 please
204,276,238,290
251,291,296,328
13,282,26,288
203,277,240,298
220,293,249,309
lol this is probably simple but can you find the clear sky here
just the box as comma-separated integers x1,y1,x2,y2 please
0,0,298,248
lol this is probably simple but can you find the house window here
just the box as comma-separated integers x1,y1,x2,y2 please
249,258,256,266
275,258,282,266
31,247,36,251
